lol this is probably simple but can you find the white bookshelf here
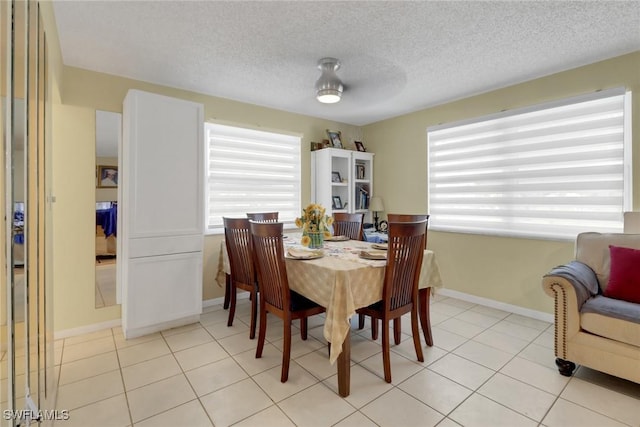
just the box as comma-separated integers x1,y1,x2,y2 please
311,148,374,219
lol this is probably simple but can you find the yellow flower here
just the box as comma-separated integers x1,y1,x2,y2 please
296,203,333,247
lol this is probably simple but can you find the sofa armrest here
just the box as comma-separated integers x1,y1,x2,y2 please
544,260,599,309
542,261,598,360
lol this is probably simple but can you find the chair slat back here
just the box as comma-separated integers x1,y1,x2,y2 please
250,221,289,311
386,214,429,249
386,214,429,223
247,212,279,222
223,218,255,286
384,220,427,312
333,212,365,240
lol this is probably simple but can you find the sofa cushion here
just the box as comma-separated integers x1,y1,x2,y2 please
604,245,640,304
581,296,640,347
575,232,640,292
581,295,640,324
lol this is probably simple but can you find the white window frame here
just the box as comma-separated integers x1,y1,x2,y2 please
427,88,632,241
204,123,302,234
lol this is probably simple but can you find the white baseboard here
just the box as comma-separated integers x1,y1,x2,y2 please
55,291,548,340
203,292,249,309
55,294,246,339
203,297,224,308
54,318,122,340
437,288,554,324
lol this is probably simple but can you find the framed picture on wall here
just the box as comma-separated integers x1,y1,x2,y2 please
326,129,343,149
97,165,118,188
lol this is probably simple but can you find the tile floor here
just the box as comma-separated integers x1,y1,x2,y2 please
94,259,117,308
51,295,640,427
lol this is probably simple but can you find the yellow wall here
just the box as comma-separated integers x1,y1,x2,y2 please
52,67,362,331
49,44,638,330
363,51,640,313
52,105,122,330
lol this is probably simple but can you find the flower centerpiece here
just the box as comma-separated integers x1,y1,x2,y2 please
295,203,333,249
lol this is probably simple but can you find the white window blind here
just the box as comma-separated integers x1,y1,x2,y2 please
427,89,632,240
205,123,301,233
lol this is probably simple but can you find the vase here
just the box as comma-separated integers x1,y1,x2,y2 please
307,232,324,249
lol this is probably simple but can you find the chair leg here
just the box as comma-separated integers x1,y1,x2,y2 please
411,307,424,362
282,318,292,383
371,317,378,340
419,288,433,346
382,319,392,383
300,317,308,340
223,274,231,309
248,288,257,339
393,317,401,345
255,301,267,359
358,313,365,329
227,283,237,327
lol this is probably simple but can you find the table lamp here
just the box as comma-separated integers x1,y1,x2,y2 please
369,197,385,231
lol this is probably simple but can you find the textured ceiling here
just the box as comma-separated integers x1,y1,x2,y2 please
53,1,640,126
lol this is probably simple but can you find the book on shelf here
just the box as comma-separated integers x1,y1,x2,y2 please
357,185,369,210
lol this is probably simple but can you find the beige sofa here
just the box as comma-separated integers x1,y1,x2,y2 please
542,232,640,383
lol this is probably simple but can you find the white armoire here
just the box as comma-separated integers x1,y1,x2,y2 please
119,90,204,338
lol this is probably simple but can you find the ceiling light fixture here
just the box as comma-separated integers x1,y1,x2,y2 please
315,57,343,104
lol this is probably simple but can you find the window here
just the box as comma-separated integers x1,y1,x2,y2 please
427,89,632,240
205,123,301,233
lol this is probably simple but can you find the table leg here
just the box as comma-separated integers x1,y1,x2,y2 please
337,329,351,397
419,287,433,346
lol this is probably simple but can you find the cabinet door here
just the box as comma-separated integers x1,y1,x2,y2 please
120,90,204,338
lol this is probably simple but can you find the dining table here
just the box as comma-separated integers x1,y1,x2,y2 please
216,232,444,397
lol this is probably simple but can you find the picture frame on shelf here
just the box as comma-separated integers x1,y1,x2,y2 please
356,164,365,179
331,171,342,183
332,196,343,209
97,165,118,188
354,141,366,152
326,129,343,149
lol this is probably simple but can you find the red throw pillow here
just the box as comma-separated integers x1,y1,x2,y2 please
604,245,640,304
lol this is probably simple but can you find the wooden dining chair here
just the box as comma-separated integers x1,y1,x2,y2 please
356,220,427,383
387,214,430,248
384,214,432,344
358,213,430,331
223,217,258,339
246,212,279,222
250,221,326,382
332,212,365,240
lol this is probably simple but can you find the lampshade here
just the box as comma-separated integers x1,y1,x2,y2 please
315,58,343,104
369,197,384,212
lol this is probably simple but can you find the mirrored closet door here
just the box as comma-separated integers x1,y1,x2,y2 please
95,111,121,308
2,1,53,424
